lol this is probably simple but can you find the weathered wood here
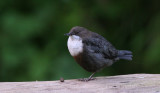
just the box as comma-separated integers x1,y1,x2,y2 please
0,74,160,93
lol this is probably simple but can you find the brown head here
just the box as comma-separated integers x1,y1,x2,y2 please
64,26,91,38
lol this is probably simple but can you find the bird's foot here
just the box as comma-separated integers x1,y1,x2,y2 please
78,77,96,82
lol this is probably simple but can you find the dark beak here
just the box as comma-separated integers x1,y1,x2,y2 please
64,33,71,36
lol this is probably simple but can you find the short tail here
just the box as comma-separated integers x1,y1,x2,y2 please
118,50,133,61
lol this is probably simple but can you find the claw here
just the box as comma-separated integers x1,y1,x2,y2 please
78,77,96,82
78,72,96,82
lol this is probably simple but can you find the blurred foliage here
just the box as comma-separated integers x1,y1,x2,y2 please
0,0,160,81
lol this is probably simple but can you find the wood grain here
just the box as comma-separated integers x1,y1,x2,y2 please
0,74,160,93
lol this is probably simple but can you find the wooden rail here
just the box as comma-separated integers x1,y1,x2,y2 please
0,74,160,93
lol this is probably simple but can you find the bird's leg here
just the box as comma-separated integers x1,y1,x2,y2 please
78,72,96,82
88,72,96,80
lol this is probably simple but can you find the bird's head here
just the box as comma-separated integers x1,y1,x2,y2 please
64,26,88,37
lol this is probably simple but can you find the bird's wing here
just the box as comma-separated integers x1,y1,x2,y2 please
82,36,118,59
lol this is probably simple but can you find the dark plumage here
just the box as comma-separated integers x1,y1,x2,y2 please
65,26,132,81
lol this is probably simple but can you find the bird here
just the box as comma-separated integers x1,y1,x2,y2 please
65,26,132,81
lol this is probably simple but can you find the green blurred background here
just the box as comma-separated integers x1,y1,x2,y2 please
0,0,160,81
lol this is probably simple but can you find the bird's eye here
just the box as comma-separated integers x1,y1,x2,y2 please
75,31,80,35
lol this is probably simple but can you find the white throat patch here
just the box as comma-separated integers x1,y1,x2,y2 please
67,35,83,56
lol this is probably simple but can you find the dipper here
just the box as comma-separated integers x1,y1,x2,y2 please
65,26,132,81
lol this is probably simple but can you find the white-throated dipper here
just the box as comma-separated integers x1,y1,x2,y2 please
65,26,132,81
